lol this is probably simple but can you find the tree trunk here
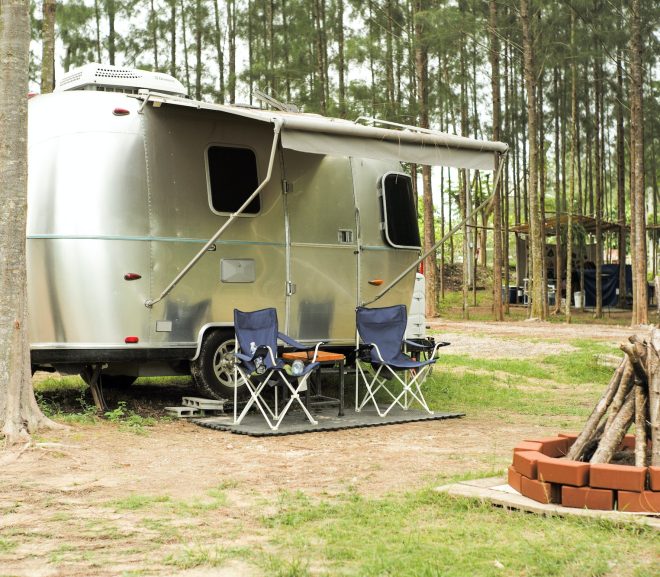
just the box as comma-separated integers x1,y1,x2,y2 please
150,0,159,70
630,0,647,326
180,0,191,95
107,0,116,65
594,55,603,318
40,0,56,93
0,0,58,443
227,0,236,104
634,381,648,467
336,0,345,117
520,0,544,319
194,0,202,100
648,330,660,466
169,0,177,78
616,52,626,308
565,10,577,322
489,0,503,321
213,0,224,102
415,0,436,318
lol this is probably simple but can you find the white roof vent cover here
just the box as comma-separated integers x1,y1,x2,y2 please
55,63,187,97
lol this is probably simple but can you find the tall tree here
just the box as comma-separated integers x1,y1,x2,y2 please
629,0,647,325
40,0,56,93
520,0,544,319
414,0,437,317
1,0,57,443
489,0,503,321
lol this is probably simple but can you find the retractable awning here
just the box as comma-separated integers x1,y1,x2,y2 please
136,92,508,171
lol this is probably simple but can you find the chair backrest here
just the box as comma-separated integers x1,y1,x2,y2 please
356,305,407,363
234,308,279,364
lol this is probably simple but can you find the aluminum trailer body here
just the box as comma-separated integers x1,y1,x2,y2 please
27,65,506,398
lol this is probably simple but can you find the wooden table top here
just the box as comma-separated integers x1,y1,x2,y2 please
281,350,346,362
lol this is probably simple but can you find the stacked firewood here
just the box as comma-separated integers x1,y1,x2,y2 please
567,330,660,467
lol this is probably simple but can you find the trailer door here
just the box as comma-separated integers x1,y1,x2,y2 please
283,151,358,343
352,161,421,309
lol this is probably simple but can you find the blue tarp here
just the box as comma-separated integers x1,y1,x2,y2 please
582,264,632,307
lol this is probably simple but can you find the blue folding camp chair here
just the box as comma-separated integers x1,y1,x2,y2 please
233,308,324,430
355,305,449,417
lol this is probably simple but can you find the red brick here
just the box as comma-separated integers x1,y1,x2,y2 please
512,451,550,479
649,466,660,492
513,441,543,454
617,491,660,513
521,476,561,504
557,433,579,448
561,486,614,511
590,463,647,492
619,434,636,450
524,436,570,457
508,466,522,493
538,458,590,487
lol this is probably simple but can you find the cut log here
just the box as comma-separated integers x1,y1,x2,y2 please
605,362,634,430
566,357,627,461
620,342,648,387
634,381,648,467
648,329,660,466
591,392,635,464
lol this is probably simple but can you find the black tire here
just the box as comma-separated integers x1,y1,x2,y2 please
100,374,137,388
191,329,247,401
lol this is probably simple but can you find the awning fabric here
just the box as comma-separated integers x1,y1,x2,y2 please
139,92,507,171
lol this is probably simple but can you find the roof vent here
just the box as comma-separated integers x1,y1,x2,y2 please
55,63,187,97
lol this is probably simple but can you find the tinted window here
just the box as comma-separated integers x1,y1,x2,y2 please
207,146,260,214
381,172,421,249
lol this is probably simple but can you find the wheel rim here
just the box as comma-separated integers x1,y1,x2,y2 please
212,339,245,388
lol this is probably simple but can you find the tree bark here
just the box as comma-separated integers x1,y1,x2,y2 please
0,0,58,443
629,0,647,325
489,0,503,321
565,10,577,322
634,381,648,467
616,52,626,308
648,330,660,466
520,0,544,319
40,0,56,93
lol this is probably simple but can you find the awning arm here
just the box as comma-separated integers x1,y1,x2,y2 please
360,151,507,307
144,118,284,308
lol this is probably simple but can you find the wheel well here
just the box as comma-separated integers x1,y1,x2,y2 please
192,324,234,361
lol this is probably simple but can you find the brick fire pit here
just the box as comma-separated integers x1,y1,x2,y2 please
508,433,660,512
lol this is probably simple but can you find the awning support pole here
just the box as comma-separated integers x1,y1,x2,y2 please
361,151,508,307
145,119,284,308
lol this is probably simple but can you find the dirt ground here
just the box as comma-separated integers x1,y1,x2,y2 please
0,320,644,577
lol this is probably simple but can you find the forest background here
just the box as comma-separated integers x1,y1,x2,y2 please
28,0,660,324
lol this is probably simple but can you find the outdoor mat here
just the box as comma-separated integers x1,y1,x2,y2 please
191,406,464,437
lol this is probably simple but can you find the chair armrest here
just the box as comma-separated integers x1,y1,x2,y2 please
278,332,315,350
403,339,430,351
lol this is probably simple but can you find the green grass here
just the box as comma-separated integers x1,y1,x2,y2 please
262,489,658,577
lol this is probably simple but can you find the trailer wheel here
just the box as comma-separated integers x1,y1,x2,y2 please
191,329,246,401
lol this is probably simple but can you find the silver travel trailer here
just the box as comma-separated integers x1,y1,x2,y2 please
27,64,507,399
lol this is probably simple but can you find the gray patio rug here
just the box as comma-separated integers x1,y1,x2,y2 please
192,406,464,437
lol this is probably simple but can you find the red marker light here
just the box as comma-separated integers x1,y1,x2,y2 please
113,107,130,116
124,336,139,344
124,273,142,281
28,92,38,99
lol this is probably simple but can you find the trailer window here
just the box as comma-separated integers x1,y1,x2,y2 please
380,172,421,249
207,146,260,214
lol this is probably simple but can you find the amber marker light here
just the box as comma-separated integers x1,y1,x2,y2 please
368,279,384,286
